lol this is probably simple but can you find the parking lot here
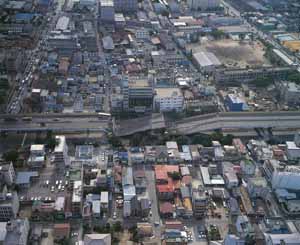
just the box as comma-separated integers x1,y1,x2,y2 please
19,156,67,202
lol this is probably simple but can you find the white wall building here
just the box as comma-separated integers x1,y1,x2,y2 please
0,192,19,221
84,234,111,245
286,141,300,161
3,218,29,245
0,163,15,186
54,135,69,167
272,166,300,191
192,51,222,73
154,88,184,112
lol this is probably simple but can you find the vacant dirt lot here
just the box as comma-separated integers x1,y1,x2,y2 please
187,39,269,68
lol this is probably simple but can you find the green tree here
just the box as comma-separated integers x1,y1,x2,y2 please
250,77,273,87
211,131,223,142
108,135,122,148
175,135,189,146
210,29,225,39
161,10,169,17
191,134,212,146
112,221,122,232
46,130,58,150
287,73,300,84
220,134,234,145
168,171,181,180
3,150,19,163
130,133,142,147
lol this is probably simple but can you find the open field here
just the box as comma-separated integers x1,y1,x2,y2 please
187,39,270,68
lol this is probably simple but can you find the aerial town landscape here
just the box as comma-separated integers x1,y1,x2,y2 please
0,0,300,244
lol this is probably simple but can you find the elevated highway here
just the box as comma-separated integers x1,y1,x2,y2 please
1,111,300,135
173,111,300,134
0,114,110,133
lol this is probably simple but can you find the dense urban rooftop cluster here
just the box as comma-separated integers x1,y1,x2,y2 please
1,0,300,244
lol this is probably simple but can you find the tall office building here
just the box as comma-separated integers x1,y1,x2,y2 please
114,0,137,13
122,77,154,113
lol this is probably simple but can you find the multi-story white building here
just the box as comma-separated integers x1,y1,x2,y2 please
272,166,300,191
154,88,184,112
28,144,45,169
188,0,220,10
0,163,15,186
0,191,19,221
286,141,300,161
54,135,69,168
72,180,82,217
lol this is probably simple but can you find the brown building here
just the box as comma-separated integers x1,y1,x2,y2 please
54,223,71,241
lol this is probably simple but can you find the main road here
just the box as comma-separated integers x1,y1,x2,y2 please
0,115,110,133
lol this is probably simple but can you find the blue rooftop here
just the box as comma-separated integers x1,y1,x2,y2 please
16,171,39,185
15,13,35,21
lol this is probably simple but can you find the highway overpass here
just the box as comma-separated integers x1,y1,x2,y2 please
1,111,300,135
172,111,300,134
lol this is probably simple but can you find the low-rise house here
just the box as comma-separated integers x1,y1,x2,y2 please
286,141,300,161
54,223,70,241
236,215,254,238
160,202,174,218
137,223,153,237
32,202,55,219
229,197,240,216
263,159,283,181
84,233,111,245
4,218,30,245
144,146,156,163
139,198,150,217
134,168,146,194
240,159,256,176
247,177,269,198
155,146,168,163
16,171,39,189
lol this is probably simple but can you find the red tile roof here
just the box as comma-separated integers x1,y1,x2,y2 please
157,184,174,193
160,202,174,214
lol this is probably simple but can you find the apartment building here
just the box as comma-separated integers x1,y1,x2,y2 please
114,0,137,13
154,88,184,112
0,163,15,186
192,190,208,219
122,78,154,113
214,67,292,83
54,136,69,168
72,180,82,217
0,190,19,221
